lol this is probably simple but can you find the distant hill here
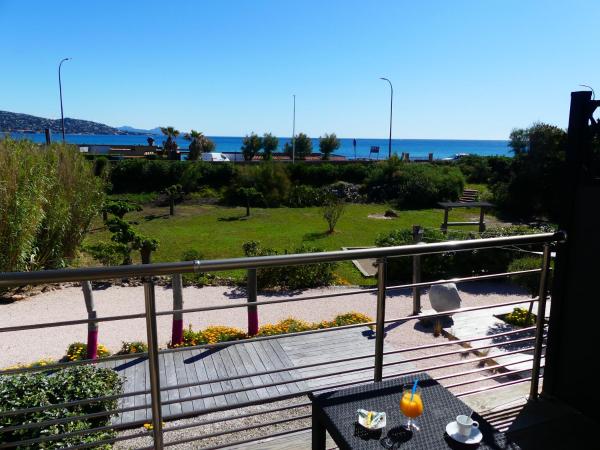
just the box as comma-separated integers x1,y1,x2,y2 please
117,125,163,135
0,110,139,135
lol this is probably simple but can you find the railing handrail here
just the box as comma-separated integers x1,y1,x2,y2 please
0,231,564,287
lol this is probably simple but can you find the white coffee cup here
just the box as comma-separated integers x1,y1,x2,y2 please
456,414,479,437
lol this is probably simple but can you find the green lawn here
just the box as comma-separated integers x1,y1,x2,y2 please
85,203,478,285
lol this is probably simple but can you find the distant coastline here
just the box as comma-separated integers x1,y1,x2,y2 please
4,132,511,160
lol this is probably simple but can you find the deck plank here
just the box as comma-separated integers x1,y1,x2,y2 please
107,326,410,427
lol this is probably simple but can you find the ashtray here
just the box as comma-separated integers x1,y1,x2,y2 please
357,409,387,430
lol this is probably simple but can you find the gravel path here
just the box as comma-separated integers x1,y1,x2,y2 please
0,281,528,368
1,281,531,447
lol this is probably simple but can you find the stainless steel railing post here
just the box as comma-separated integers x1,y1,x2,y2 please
530,244,552,400
374,258,387,382
144,277,164,448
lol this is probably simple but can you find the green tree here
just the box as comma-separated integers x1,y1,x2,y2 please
262,133,279,160
237,187,264,216
319,133,341,160
494,123,567,220
102,200,142,221
160,126,180,160
184,130,203,160
283,132,313,160
0,139,106,272
164,184,183,216
321,196,345,233
241,133,263,161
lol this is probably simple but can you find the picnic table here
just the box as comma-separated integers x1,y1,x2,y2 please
309,373,521,449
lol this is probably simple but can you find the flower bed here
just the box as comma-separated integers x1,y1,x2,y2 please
172,312,374,347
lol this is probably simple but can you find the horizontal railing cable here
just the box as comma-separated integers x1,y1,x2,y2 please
0,385,150,417
160,338,539,407
196,426,312,450
381,346,543,381
0,312,147,334
154,268,542,318
162,414,312,447
434,358,535,382
0,402,150,434
0,351,150,376
0,232,563,288
162,297,539,355
457,376,535,397
163,401,312,434
0,418,151,449
444,365,545,389
60,431,154,450
147,325,538,394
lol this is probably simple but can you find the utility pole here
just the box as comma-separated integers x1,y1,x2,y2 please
58,57,71,142
379,77,393,158
292,94,296,163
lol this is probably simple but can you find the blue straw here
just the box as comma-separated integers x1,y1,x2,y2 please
410,379,419,401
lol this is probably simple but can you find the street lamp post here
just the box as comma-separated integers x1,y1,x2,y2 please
379,77,393,158
58,58,71,142
292,94,296,163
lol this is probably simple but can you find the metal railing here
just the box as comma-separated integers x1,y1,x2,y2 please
0,231,564,449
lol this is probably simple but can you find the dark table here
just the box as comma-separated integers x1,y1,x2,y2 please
309,373,521,449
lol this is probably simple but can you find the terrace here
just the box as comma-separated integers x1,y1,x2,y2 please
1,91,598,449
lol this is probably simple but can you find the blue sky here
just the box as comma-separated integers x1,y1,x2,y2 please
1,0,599,139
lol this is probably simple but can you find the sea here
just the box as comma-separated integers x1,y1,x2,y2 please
6,132,511,160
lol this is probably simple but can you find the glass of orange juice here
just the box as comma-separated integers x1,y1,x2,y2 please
400,386,423,431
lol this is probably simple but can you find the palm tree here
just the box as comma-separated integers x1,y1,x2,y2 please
184,130,204,160
161,126,180,160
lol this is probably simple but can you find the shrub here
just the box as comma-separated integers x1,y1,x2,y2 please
226,163,291,207
321,197,346,233
180,249,208,285
0,139,105,272
325,181,365,203
0,366,122,448
66,342,111,361
507,256,543,297
176,326,207,347
375,226,542,282
118,341,148,355
84,241,130,266
287,185,327,207
110,159,187,193
328,312,373,327
503,307,536,327
202,326,247,344
243,241,337,290
102,199,142,219
257,318,314,336
180,161,235,192
365,157,464,207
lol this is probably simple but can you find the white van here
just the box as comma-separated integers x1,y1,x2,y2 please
202,152,230,162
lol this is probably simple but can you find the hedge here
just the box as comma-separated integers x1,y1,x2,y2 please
375,225,546,282
243,241,337,289
365,158,464,207
0,366,122,448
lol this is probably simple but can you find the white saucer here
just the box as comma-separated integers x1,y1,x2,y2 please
445,421,483,444
357,412,387,430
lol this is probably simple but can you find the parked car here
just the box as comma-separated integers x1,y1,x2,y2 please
202,152,230,162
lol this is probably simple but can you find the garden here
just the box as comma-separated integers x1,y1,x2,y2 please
0,127,565,448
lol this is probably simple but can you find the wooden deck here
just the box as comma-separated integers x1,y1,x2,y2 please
104,326,414,426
